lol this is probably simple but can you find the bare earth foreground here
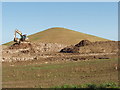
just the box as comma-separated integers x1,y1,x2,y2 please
2,58,118,88
2,40,119,88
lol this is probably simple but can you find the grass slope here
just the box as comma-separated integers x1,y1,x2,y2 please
4,27,109,46
29,27,109,45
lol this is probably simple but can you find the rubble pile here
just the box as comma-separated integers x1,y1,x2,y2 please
60,40,119,54
2,42,67,62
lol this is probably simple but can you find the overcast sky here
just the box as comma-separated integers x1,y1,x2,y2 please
2,2,118,44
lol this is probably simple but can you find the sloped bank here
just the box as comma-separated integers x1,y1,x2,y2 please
60,40,119,54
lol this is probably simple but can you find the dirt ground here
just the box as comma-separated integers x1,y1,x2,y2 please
2,58,118,88
2,40,119,88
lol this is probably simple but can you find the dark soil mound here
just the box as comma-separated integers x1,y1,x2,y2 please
7,42,36,54
60,45,79,53
75,40,92,47
9,42,32,49
60,40,119,54
60,40,92,53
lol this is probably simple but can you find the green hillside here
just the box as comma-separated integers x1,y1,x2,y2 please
4,27,109,46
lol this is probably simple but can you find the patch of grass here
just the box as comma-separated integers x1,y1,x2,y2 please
52,82,120,88
99,82,118,88
53,84,78,88
3,41,14,46
31,65,64,70
8,59,113,71
85,83,97,88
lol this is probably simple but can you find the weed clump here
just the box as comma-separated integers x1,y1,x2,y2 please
52,82,119,89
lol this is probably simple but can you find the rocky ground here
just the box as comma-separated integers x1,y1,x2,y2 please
1,40,119,62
